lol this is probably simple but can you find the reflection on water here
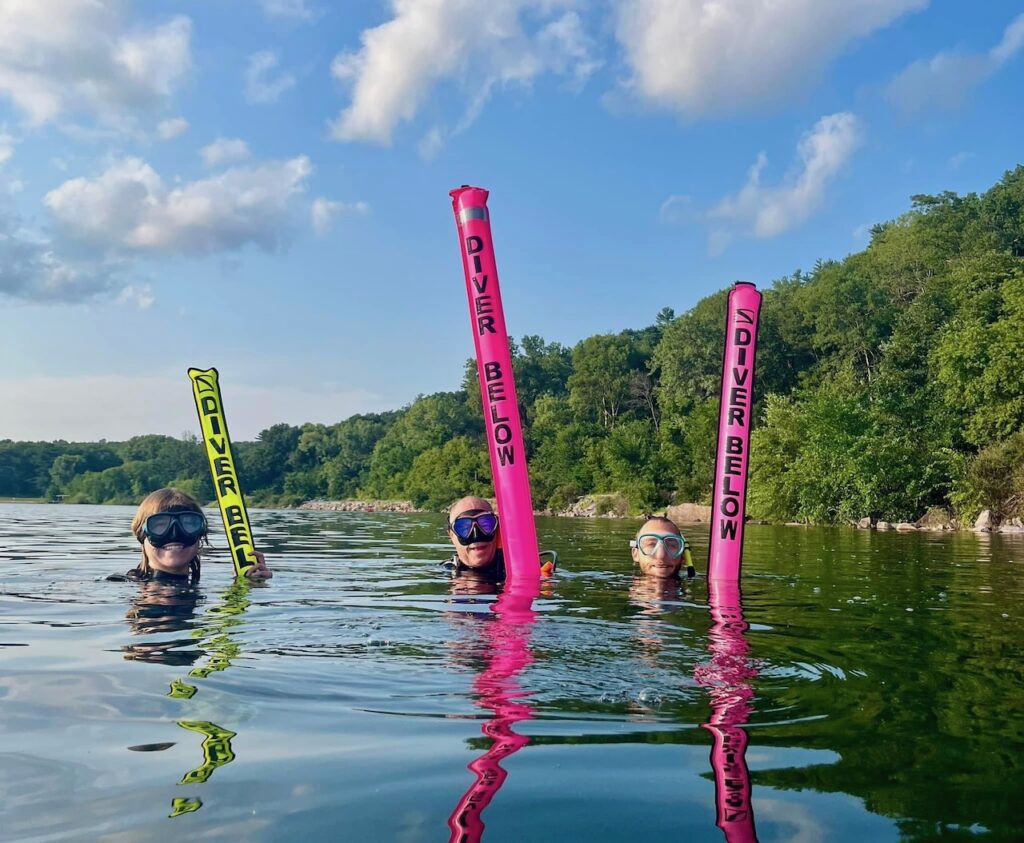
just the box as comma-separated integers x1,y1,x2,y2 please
177,720,238,785
1,505,1023,841
116,574,254,816
446,588,536,843
697,579,758,843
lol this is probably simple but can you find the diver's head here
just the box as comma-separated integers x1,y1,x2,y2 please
131,488,207,581
447,496,500,570
630,516,685,578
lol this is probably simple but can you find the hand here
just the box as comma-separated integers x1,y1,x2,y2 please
243,550,273,580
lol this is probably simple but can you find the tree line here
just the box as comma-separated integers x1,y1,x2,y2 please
3,167,1023,524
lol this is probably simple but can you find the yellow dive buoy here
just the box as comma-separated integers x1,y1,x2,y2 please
188,367,257,577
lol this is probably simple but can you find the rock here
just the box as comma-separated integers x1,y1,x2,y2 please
894,522,917,532
666,503,713,524
974,509,994,532
856,517,872,529
556,494,629,518
916,507,954,531
300,499,419,513
876,521,891,531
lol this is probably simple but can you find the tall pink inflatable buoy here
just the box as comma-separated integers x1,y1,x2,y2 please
450,186,540,592
708,282,762,581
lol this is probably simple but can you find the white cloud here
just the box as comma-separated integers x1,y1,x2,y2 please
417,127,444,161
246,51,296,104
948,151,974,170
886,13,1024,114
699,112,862,252
613,0,926,117
0,211,124,303
200,137,251,168
0,1,191,126
0,375,387,441
115,284,155,309
990,13,1024,64
0,128,13,165
45,155,313,256
311,197,368,235
330,2,598,145
157,117,189,140
658,194,693,225
261,0,315,21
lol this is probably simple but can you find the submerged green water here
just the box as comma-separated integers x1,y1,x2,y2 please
1,504,1022,842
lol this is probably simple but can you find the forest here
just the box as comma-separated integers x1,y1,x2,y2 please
3,167,1023,524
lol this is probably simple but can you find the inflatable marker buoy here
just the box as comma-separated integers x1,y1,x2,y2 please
188,367,258,578
708,283,762,581
450,186,540,593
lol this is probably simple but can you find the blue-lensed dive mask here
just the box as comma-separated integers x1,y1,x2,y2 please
448,511,499,546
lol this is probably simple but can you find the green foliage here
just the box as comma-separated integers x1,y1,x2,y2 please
654,290,728,417
404,436,492,509
934,266,1024,445
951,432,1024,522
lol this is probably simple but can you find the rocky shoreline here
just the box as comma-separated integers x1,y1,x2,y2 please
299,498,1023,533
846,508,1024,534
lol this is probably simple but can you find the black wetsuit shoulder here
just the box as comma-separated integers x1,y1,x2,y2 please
106,568,192,585
441,549,506,581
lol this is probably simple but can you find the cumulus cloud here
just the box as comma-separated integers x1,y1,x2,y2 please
246,51,296,104
886,12,1024,114
0,1,191,126
613,0,926,116
311,197,368,236
0,211,125,303
157,117,189,140
689,113,862,253
330,2,599,145
45,155,313,256
261,0,315,21
200,137,251,168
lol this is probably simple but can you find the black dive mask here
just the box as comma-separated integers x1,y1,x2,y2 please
143,510,207,548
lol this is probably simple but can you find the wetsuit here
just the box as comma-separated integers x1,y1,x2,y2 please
441,549,507,582
106,568,195,584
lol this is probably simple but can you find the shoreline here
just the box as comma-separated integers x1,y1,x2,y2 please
297,499,1024,534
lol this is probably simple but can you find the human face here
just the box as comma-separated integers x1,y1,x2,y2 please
631,519,683,578
448,507,499,569
143,536,199,576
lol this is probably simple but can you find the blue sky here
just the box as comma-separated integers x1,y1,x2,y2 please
1,0,1021,441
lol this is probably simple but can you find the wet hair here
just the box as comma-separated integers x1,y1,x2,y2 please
130,488,207,583
635,516,681,540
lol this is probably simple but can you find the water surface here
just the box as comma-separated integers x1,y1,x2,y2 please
1,505,1022,841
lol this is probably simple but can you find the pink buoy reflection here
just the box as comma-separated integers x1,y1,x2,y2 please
447,587,536,843
695,578,760,843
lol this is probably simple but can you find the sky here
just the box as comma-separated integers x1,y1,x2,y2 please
1,0,1022,442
